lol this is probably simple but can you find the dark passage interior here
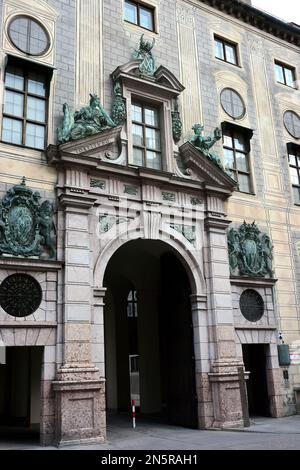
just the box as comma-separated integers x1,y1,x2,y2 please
0,346,43,439
104,240,198,429
242,344,270,417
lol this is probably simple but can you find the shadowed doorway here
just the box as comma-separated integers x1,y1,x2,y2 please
242,344,270,417
103,240,198,429
0,346,43,442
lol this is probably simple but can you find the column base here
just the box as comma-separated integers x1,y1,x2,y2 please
209,360,246,429
52,366,106,447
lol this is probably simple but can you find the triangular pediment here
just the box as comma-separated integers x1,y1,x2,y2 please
47,127,122,168
179,142,237,195
112,61,184,93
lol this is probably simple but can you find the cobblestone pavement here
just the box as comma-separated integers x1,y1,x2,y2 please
1,415,300,450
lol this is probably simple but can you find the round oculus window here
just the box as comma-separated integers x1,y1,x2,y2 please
0,274,42,318
221,88,246,120
8,16,50,56
284,111,300,139
239,289,265,323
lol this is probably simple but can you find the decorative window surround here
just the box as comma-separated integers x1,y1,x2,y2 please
111,60,185,174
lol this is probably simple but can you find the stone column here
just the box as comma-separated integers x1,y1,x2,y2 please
52,194,105,446
204,215,245,428
190,294,215,429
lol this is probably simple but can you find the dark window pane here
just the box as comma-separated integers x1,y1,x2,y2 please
275,64,285,83
284,112,300,139
28,72,46,97
25,123,45,149
290,167,299,185
4,91,24,117
2,117,22,145
132,104,142,122
133,147,144,166
239,174,251,193
293,186,300,204
225,44,237,64
9,17,29,51
215,40,224,60
127,303,134,317
146,127,161,150
27,97,46,122
289,154,297,166
234,134,246,151
5,66,24,91
224,148,234,169
285,68,295,87
140,7,153,30
144,107,159,126
236,152,248,172
223,133,233,148
132,124,144,146
124,1,138,24
221,89,245,119
146,151,161,170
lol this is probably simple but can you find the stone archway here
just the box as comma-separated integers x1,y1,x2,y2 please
103,239,199,428
92,231,210,431
93,228,206,294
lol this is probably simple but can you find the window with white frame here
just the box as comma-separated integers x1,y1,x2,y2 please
131,102,162,170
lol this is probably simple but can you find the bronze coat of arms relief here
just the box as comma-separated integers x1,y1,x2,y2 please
0,177,56,260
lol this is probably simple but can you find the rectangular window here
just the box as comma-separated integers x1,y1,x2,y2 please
288,146,300,204
124,0,154,31
131,102,162,170
275,61,296,88
1,64,48,150
215,36,238,66
223,129,252,194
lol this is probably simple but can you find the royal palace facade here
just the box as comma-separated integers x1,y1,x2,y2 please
0,0,299,446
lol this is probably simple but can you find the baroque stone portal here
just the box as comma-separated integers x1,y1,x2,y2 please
228,221,274,278
0,178,56,260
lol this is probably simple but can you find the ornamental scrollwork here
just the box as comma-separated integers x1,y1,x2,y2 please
112,80,127,126
172,98,183,143
228,221,274,278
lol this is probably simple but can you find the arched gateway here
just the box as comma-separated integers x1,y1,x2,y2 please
102,238,199,428
47,121,259,446
47,59,283,447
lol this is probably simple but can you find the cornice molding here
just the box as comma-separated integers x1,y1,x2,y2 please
198,0,300,47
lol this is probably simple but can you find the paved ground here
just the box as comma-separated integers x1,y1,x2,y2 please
1,415,300,450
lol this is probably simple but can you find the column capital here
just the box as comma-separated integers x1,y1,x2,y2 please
205,215,232,232
59,192,97,211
